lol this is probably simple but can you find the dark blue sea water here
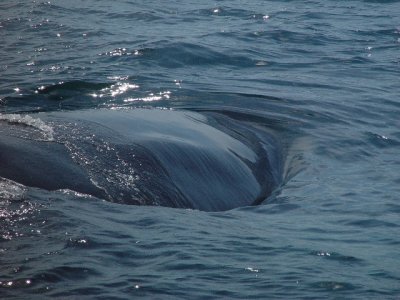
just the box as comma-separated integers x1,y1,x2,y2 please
1,0,400,298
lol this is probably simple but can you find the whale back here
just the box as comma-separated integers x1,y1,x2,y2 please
0,109,282,211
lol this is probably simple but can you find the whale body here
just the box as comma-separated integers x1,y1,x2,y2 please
0,108,282,211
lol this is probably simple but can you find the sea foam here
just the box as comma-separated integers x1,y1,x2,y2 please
0,113,54,141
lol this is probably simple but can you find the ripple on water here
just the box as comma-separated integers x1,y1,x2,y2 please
1,0,400,298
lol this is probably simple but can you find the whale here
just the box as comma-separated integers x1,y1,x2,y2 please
0,108,283,211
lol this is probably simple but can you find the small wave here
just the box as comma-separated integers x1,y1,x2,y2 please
99,42,255,68
194,6,261,18
365,132,400,149
310,281,356,291
105,11,163,22
91,82,139,98
35,81,110,100
124,91,171,103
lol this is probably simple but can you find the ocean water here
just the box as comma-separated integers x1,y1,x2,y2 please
1,0,400,298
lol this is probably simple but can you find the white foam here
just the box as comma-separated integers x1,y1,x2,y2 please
0,178,26,201
0,113,54,141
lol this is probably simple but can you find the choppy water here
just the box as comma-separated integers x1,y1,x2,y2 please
1,0,400,298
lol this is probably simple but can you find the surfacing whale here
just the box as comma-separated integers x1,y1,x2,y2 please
0,108,282,211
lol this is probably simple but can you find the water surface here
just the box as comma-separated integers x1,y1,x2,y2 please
1,0,400,298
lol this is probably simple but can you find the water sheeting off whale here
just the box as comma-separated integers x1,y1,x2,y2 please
0,108,282,211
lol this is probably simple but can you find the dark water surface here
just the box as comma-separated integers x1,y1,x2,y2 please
1,0,400,298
